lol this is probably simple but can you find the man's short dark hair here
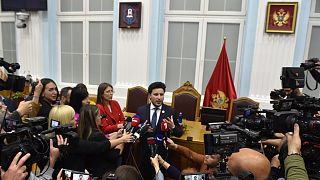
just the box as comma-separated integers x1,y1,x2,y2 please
148,82,166,94
60,86,72,98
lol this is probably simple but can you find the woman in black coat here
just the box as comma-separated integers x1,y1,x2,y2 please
77,105,132,178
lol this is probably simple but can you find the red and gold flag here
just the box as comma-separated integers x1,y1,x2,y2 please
203,39,237,112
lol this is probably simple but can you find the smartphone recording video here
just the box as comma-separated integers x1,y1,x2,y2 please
181,172,209,180
62,169,91,180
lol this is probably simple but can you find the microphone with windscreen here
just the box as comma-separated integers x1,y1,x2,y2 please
147,136,157,158
131,115,140,133
161,121,169,147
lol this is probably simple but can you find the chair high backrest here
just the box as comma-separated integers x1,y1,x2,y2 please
126,86,148,113
228,97,259,122
172,81,201,121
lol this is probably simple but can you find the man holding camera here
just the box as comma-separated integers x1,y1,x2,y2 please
0,135,68,180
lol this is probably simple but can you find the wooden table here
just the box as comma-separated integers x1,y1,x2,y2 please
169,120,209,171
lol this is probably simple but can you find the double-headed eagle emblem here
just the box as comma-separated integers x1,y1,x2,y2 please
272,8,290,27
211,91,229,109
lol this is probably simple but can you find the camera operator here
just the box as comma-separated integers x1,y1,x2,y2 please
0,135,67,180
0,66,21,92
0,100,33,132
284,123,308,180
0,68,33,125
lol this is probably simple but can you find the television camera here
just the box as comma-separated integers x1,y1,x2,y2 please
0,58,25,92
0,121,78,171
301,58,319,70
229,64,320,178
204,62,320,178
204,122,260,178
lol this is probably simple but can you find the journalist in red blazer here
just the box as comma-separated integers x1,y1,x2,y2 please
136,82,183,180
96,83,125,134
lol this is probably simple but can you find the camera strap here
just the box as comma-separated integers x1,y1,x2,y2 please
306,71,318,91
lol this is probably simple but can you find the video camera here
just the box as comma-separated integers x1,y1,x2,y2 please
204,122,239,177
230,64,320,177
4,116,47,132
0,58,25,92
300,58,320,70
0,122,78,171
270,89,286,100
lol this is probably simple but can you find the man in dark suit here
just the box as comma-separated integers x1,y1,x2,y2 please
136,81,183,180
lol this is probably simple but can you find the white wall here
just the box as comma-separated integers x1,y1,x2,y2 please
249,0,303,109
11,0,310,110
16,12,44,79
115,0,153,106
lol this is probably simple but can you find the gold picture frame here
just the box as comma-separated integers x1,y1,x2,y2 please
265,2,298,33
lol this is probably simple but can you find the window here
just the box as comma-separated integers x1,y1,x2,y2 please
0,8,16,63
315,0,320,13
208,0,242,12
307,0,320,59
57,0,113,86
1,22,16,63
163,0,245,94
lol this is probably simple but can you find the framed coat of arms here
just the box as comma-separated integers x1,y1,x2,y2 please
119,2,142,29
265,2,298,33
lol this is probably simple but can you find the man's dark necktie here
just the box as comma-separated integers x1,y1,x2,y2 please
151,108,158,128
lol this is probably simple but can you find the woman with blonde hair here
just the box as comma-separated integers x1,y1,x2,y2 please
48,105,75,130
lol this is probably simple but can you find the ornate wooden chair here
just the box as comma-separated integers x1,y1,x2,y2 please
172,81,201,121
228,97,259,122
125,86,149,113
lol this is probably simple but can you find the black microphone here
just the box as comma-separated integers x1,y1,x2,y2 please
155,132,163,146
132,121,149,142
147,136,157,158
123,116,132,132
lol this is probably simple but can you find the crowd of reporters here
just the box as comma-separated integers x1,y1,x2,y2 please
0,67,312,180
